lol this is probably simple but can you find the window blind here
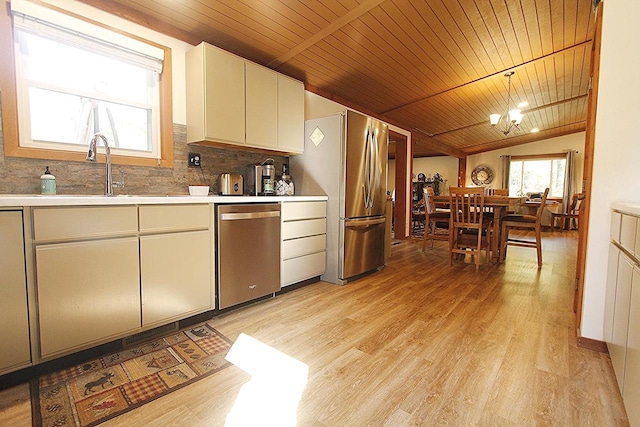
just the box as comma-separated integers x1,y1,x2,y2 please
11,0,163,74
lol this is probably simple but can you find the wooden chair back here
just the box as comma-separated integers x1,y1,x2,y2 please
449,187,486,229
570,193,585,213
448,187,492,268
535,188,550,223
486,188,509,196
424,186,437,215
422,187,450,250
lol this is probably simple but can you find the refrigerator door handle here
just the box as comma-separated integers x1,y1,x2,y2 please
369,125,378,209
345,217,386,227
363,126,372,209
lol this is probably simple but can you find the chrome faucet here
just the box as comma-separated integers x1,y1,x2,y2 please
86,133,114,196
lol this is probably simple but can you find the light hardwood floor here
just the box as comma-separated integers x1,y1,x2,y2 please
0,231,630,426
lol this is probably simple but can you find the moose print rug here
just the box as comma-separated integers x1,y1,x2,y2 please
31,322,232,427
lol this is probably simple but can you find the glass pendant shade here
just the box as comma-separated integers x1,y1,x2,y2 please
508,109,522,124
489,114,501,125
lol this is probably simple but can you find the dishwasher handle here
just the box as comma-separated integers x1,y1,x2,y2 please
220,211,280,221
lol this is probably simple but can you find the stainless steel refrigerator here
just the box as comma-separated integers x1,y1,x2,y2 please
291,110,388,285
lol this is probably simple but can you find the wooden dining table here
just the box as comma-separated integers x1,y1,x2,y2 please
433,195,526,262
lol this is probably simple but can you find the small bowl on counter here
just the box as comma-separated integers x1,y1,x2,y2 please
188,185,210,196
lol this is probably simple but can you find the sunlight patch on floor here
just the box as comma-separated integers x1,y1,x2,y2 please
224,333,308,427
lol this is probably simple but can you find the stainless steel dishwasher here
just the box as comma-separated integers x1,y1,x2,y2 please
216,203,281,309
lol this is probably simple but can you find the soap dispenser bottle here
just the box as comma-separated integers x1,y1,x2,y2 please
40,166,56,195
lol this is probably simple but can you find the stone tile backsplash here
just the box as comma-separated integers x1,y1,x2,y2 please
0,121,288,196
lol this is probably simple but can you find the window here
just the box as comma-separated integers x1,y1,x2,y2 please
508,156,566,198
7,0,172,166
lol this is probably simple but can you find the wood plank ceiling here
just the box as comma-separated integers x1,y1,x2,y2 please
78,0,597,158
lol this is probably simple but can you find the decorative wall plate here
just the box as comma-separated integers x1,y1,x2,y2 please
471,165,494,185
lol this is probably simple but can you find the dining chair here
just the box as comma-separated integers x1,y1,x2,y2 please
484,188,510,220
422,187,450,251
411,199,426,236
499,187,550,268
449,187,492,269
551,193,585,231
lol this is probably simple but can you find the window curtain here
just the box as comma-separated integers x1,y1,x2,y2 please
501,155,511,190
562,151,577,213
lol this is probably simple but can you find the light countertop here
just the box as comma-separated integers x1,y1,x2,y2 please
0,194,327,207
612,202,640,217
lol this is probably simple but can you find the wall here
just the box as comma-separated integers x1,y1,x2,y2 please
466,132,585,192
581,0,640,340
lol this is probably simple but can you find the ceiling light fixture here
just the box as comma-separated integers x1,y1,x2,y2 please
490,71,524,135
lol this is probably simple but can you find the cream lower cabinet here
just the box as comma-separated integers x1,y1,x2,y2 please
625,267,640,426
34,206,140,359
0,211,31,374
606,207,640,426
36,237,140,358
139,205,213,327
281,201,327,287
609,252,634,392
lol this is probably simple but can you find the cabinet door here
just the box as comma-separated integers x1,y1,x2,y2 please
604,243,621,343
36,238,140,358
0,211,31,373
277,75,304,153
624,266,640,426
610,253,634,393
246,62,278,149
204,44,245,144
140,230,212,326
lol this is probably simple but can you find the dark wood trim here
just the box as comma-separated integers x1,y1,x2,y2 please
575,2,603,333
391,130,408,239
576,335,608,354
458,157,467,187
0,1,19,155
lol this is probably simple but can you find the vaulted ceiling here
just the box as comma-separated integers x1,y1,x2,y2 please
78,0,597,158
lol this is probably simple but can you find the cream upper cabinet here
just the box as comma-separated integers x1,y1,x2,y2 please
277,75,304,153
186,42,304,153
246,62,278,149
186,42,246,145
0,211,31,374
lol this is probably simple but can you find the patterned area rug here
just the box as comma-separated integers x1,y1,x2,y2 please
31,321,232,427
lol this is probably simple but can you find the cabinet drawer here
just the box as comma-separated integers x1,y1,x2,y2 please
282,234,326,260
139,204,210,233
33,206,138,242
282,218,326,240
281,201,326,221
282,251,326,286
621,214,637,253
